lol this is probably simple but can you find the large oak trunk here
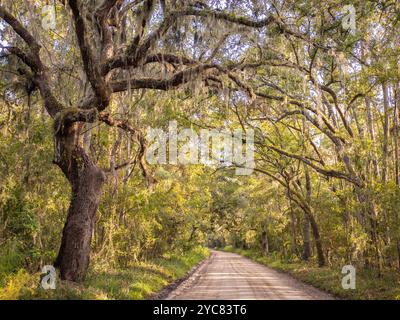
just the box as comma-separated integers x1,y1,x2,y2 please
53,123,105,281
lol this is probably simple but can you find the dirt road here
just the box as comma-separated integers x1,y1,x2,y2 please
166,250,333,300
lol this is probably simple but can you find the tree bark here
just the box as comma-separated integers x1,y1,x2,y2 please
289,206,298,256
307,211,325,267
382,82,390,183
302,167,312,261
395,82,400,269
287,185,325,267
302,214,311,261
261,230,269,255
53,123,105,281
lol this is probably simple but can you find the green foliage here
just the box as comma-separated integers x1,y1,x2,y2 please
0,247,209,300
0,240,25,286
223,247,400,300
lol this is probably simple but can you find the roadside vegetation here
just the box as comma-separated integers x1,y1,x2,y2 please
0,246,208,300
223,246,400,300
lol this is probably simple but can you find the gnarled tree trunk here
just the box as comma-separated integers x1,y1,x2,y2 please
53,122,105,281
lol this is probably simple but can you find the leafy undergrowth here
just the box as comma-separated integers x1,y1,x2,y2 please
222,246,400,300
0,246,209,300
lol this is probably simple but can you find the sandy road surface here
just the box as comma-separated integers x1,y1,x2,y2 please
166,250,334,300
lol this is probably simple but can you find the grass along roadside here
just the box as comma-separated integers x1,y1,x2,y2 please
222,246,400,300
0,246,209,300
